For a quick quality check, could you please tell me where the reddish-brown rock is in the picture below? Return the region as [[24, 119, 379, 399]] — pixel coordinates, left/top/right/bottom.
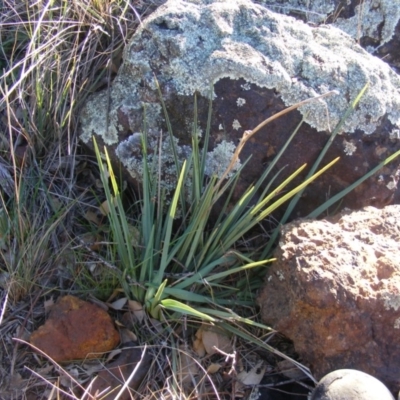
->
[[30, 295, 120, 362], [258, 205, 400, 394]]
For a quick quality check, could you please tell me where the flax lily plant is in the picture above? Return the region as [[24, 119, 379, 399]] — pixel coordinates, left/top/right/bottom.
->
[[94, 81, 400, 325], [93, 90, 342, 323]]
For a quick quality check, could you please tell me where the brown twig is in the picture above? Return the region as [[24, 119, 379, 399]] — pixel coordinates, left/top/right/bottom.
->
[[214, 90, 339, 194]]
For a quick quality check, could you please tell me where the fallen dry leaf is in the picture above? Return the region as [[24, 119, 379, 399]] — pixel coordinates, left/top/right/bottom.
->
[[207, 363, 222, 374], [237, 361, 265, 385], [119, 327, 138, 343], [193, 328, 206, 357], [99, 197, 117, 216], [105, 348, 122, 363], [107, 288, 126, 302], [128, 300, 145, 323], [108, 297, 128, 310], [88, 346, 151, 400], [199, 325, 232, 356]]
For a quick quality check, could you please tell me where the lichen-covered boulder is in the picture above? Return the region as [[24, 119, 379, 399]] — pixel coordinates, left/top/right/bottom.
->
[[80, 0, 400, 218], [257, 205, 400, 394], [257, 0, 400, 74]]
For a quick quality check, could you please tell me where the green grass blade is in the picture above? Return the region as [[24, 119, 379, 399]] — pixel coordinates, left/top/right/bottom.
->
[[93, 137, 140, 296], [154, 78, 180, 174], [140, 225, 155, 283], [261, 84, 370, 258], [154, 77, 187, 217], [161, 288, 215, 303], [154, 161, 187, 284], [194, 308, 275, 331], [172, 176, 216, 265], [255, 116, 306, 197], [200, 86, 213, 184], [308, 149, 400, 218], [191, 93, 202, 203], [258, 157, 339, 220], [173, 254, 237, 290], [141, 131, 155, 246], [211, 163, 311, 250], [205, 259, 275, 282]]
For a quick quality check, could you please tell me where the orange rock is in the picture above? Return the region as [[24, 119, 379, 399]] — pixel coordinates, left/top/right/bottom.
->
[[30, 295, 120, 362]]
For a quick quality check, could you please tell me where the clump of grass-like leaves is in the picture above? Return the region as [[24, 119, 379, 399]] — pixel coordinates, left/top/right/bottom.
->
[[93, 91, 340, 323]]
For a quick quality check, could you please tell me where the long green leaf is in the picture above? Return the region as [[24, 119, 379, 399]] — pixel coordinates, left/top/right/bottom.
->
[[161, 287, 252, 306], [205, 259, 275, 282], [140, 225, 155, 283], [173, 254, 237, 290], [174, 176, 216, 265], [161, 299, 216, 322], [141, 129, 155, 246], [191, 93, 202, 203], [195, 307, 275, 331], [155, 161, 187, 284], [258, 157, 339, 221], [154, 77, 188, 218], [308, 149, 400, 218], [214, 163, 313, 249], [200, 86, 214, 184], [162, 288, 214, 303]]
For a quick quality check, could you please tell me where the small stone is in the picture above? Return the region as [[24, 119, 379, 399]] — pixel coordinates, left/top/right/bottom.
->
[[311, 369, 394, 400], [30, 295, 120, 362]]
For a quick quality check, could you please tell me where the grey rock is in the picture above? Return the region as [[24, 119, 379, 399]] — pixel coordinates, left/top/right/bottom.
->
[[258, 205, 400, 394], [255, 0, 336, 25], [256, 0, 399, 48], [311, 369, 394, 400], [256, 0, 400, 73]]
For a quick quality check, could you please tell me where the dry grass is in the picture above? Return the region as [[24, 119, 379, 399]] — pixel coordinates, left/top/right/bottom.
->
[[0, 1, 170, 398]]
